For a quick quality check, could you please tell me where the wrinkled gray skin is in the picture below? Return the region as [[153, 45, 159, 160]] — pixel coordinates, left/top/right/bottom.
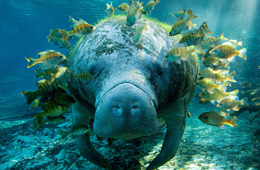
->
[[67, 17, 198, 170]]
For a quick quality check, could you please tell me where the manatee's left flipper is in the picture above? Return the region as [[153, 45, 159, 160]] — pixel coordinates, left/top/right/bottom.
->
[[72, 102, 111, 169], [146, 102, 186, 170], [76, 133, 111, 169]]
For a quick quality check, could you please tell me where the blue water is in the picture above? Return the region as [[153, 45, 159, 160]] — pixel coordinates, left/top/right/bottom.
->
[[0, 0, 260, 169]]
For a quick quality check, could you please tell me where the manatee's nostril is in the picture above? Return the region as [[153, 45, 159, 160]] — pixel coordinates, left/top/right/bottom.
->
[[113, 106, 123, 116], [131, 106, 140, 116]]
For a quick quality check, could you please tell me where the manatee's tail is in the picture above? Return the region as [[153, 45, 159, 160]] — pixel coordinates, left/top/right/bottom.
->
[[22, 91, 35, 105], [228, 116, 237, 128], [186, 9, 198, 21], [60, 131, 69, 139], [25, 56, 37, 68], [238, 48, 247, 60]]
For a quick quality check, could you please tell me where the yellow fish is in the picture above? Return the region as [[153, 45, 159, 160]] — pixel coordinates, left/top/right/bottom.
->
[[53, 90, 76, 107], [200, 89, 239, 103], [60, 124, 89, 139], [116, 3, 130, 12], [179, 27, 205, 46], [217, 97, 248, 111], [183, 21, 197, 30], [25, 50, 66, 69], [165, 42, 204, 61], [22, 79, 56, 105], [33, 101, 69, 126], [48, 65, 74, 84], [202, 56, 227, 67], [173, 9, 187, 19], [35, 67, 58, 79], [33, 115, 66, 130], [126, 2, 143, 26], [143, 0, 160, 12], [169, 9, 198, 36], [105, 2, 115, 15], [202, 33, 228, 49], [61, 19, 94, 40], [195, 78, 227, 93], [198, 111, 237, 128], [209, 44, 247, 61], [132, 22, 148, 43], [75, 71, 96, 81]]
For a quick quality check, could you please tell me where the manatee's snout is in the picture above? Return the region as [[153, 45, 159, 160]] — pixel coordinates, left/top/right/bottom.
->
[[94, 83, 159, 140]]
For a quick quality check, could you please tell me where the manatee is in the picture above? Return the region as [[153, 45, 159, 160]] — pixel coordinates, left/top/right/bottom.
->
[[67, 16, 199, 170]]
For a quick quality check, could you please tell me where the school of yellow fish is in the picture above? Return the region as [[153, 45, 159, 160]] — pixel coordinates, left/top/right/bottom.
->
[[22, 0, 249, 140]]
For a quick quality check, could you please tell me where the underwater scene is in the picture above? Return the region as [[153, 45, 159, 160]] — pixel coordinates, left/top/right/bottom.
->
[[1, 0, 260, 169]]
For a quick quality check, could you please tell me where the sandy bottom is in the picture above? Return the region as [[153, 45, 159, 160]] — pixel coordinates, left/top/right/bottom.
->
[[0, 98, 259, 170]]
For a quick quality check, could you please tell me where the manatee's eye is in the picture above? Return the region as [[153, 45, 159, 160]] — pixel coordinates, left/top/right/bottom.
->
[[90, 26, 94, 28], [60, 56, 63, 58], [205, 116, 208, 120]]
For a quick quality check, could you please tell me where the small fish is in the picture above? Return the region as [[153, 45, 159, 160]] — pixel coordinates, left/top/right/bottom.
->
[[143, 0, 160, 12], [33, 101, 68, 125], [250, 87, 260, 95], [33, 115, 66, 130], [126, 1, 143, 26], [61, 18, 94, 40], [53, 90, 76, 107], [75, 71, 96, 81], [188, 112, 191, 118], [116, 3, 130, 12], [35, 67, 59, 79], [200, 89, 239, 103], [25, 50, 66, 69], [105, 2, 115, 15], [195, 78, 227, 93], [47, 28, 72, 49], [198, 111, 237, 128], [239, 81, 251, 88], [202, 33, 228, 49], [69, 16, 78, 23], [252, 97, 260, 101], [165, 42, 204, 61], [22, 79, 56, 105], [132, 23, 148, 43], [200, 21, 212, 34], [173, 9, 187, 19], [222, 40, 242, 49], [30, 99, 40, 109], [48, 65, 74, 84], [217, 97, 248, 111], [179, 27, 205, 46], [202, 56, 227, 67], [169, 9, 198, 36], [60, 125, 90, 139], [209, 44, 247, 61], [199, 68, 236, 83], [183, 21, 197, 30]]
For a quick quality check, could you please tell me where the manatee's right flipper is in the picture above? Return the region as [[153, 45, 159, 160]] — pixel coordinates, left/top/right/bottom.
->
[[146, 101, 186, 170], [72, 102, 111, 169]]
